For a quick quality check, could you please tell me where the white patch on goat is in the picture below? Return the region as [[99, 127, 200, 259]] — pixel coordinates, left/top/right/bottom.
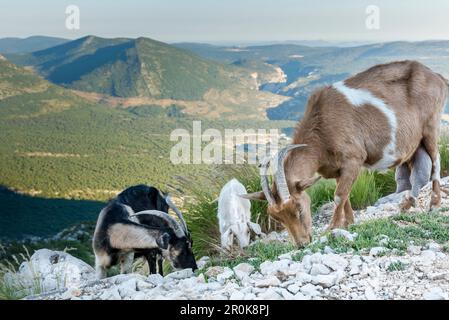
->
[[123, 204, 134, 216], [108, 223, 158, 249], [333, 81, 397, 171], [334, 196, 342, 206], [432, 153, 441, 182]]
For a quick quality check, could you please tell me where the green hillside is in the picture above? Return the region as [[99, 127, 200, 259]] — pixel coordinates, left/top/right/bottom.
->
[[7, 36, 252, 100], [0, 56, 293, 238]]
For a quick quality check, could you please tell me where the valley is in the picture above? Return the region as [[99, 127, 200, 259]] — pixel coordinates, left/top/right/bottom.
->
[[2, 36, 449, 240]]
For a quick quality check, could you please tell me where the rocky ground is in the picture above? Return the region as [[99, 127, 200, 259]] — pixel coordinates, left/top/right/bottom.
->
[[5, 178, 449, 300]]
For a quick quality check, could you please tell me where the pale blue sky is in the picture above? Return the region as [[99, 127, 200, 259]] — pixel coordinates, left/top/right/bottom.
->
[[1, 0, 449, 43]]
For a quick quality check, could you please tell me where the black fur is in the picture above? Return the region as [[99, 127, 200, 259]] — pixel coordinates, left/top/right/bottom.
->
[[92, 185, 169, 275], [93, 184, 197, 277], [134, 210, 197, 274]]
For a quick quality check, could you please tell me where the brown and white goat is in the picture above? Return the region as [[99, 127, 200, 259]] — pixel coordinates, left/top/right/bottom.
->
[[244, 60, 449, 247]]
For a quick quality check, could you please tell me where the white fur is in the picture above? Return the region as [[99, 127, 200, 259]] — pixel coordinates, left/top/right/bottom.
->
[[217, 179, 252, 250], [334, 196, 342, 206], [432, 153, 441, 182], [333, 81, 397, 171]]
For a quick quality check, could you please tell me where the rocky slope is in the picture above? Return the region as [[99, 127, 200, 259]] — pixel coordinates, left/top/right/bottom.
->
[[6, 178, 449, 300]]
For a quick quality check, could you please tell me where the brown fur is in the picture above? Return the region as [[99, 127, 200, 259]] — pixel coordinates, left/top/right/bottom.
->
[[251, 61, 448, 246]]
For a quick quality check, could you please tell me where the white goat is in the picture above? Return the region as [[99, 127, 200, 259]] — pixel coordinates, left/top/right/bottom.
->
[[217, 179, 261, 250]]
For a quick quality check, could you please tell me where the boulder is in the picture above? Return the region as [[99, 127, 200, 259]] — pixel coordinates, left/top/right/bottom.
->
[[165, 268, 194, 280], [331, 229, 358, 242], [4, 249, 95, 295]]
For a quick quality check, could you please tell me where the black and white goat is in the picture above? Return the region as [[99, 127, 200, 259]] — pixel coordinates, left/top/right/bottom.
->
[[92, 184, 197, 279]]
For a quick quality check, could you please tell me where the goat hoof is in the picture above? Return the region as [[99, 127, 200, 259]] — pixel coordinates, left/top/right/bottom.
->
[[429, 196, 441, 212], [327, 221, 347, 231], [399, 197, 415, 212]]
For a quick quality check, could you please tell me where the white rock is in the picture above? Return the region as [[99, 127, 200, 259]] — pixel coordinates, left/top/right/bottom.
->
[[310, 252, 323, 264], [278, 288, 294, 299], [61, 288, 82, 300], [229, 290, 245, 300], [146, 274, 164, 286], [278, 252, 292, 260], [260, 259, 290, 275], [319, 236, 328, 243], [350, 256, 363, 267], [205, 266, 227, 278], [323, 246, 335, 254], [257, 288, 283, 300], [285, 262, 304, 275], [5, 249, 95, 295], [331, 229, 358, 242], [426, 242, 442, 252], [322, 254, 349, 271], [311, 273, 338, 288], [374, 191, 405, 206], [364, 287, 378, 300], [244, 293, 257, 300], [295, 272, 313, 285], [369, 247, 388, 257], [165, 268, 194, 280], [255, 276, 281, 288], [131, 292, 147, 300], [178, 277, 200, 289], [293, 292, 309, 300], [310, 263, 331, 276], [417, 250, 436, 265], [423, 287, 447, 300], [136, 279, 155, 291], [99, 286, 121, 300], [300, 283, 320, 297], [287, 283, 300, 294], [118, 278, 137, 298], [217, 269, 234, 283], [301, 255, 312, 273], [195, 282, 222, 293], [196, 256, 210, 269], [349, 266, 360, 275], [259, 261, 274, 275], [233, 263, 254, 280]]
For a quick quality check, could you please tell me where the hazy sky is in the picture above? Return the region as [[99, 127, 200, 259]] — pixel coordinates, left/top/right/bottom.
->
[[1, 0, 449, 43]]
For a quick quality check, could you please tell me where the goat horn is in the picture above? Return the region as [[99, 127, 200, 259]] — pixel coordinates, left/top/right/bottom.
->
[[274, 144, 307, 203], [165, 195, 189, 236], [129, 210, 185, 238], [260, 155, 276, 205]]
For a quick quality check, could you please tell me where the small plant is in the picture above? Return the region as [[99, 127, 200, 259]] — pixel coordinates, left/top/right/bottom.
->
[[203, 241, 295, 271], [0, 246, 42, 300], [387, 261, 406, 272], [439, 131, 449, 176]]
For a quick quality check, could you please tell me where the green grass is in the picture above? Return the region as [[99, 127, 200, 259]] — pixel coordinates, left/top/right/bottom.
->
[[181, 165, 275, 258], [201, 242, 296, 271], [0, 246, 42, 300], [387, 261, 406, 272], [314, 211, 449, 255], [201, 211, 449, 272], [439, 132, 449, 176], [307, 179, 335, 212], [184, 164, 397, 258]]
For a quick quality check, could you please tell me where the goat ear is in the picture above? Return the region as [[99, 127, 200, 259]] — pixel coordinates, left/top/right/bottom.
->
[[295, 176, 321, 191], [239, 191, 267, 201], [156, 233, 170, 250]]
